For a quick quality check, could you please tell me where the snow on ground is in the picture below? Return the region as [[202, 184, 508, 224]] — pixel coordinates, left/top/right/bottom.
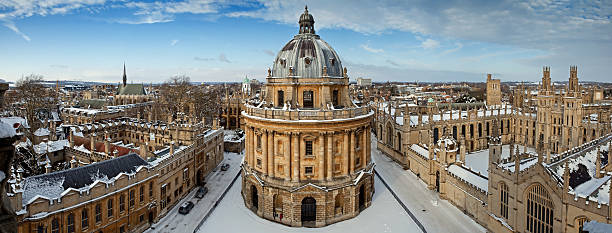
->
[[372, 134, 486, 233], [198, 175, 420, 233], [146, 151, 244, 233]]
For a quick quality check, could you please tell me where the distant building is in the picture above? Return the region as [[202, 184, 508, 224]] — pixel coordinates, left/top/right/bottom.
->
[[486, 73, 501, 106], [115, 64, 151, 105], [356, 77, 372, 86]]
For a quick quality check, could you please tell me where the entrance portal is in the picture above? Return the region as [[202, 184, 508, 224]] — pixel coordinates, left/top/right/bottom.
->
[[301, 197, 316, 226], [358, 185, 366, 211]]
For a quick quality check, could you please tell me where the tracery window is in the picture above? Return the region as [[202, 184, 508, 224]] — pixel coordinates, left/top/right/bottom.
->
[[576, 217, 588, 233], [526, 184, 554, 233], [500, 182, 509, 219]]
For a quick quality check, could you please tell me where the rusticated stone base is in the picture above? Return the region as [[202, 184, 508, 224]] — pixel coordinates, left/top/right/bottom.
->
[[241, 169, 374, 227]]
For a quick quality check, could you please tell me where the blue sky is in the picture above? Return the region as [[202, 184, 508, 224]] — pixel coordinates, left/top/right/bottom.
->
[[1, 0, 611, 83]]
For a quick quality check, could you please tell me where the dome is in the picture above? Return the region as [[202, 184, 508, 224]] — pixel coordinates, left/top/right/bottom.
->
[[271, 6, 344, 78]]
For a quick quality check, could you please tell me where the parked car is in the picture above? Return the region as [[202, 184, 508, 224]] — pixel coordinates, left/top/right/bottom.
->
[[221, 163, 230, 171], [178, 201, 194, 214], [195, 186, 208, 198]]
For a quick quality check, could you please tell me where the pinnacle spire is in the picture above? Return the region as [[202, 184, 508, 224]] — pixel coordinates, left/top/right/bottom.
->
[[122, 62, 127, 86]]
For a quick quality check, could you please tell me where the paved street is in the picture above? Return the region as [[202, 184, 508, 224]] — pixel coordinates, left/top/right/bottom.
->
[[145, 151, 243, 233]]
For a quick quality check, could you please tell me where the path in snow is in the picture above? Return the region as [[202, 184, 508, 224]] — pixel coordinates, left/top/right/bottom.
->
[[146, 151, 244, 233], [371, 134, 487, 233], [198, 174, 422, 233]]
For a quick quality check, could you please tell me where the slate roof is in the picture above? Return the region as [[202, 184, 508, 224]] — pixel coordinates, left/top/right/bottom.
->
[[117, 84, 146, 95], [79, 99, 107, 109], [22, 153, 148, 205]]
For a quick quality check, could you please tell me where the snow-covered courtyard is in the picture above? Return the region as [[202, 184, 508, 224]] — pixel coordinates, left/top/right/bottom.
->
[[197, 175, 421, 233]]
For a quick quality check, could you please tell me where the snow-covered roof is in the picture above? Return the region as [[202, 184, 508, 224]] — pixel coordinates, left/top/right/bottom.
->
[[0, 117, 29, 129], [0, 121, 17, 138], [21, 153, 149, 206], [448, 164, 488, 192], [583, 221, 612, 233], [33, 127, 50, 137], [33, 140, 68, 155]]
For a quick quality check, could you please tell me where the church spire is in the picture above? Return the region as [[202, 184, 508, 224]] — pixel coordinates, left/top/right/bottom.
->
[[122, 63, 127, 87]]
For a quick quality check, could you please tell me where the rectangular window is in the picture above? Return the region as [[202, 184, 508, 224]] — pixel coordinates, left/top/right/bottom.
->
[[119, 225, 125, 233], [140, 185, 145, 202], [95, 204, 102, 223], [129, 190, 135, 207], [257, 135, 262, 150], [149, 182, 153, 199], [67, 214, 75, 233], [277, 90, 284, 107], [305, 141, 313, 155], [81, 209, 89, 229], [119, 195, 125, 213], [332, 90, 339, 106], [303, 91, 314, 108], [107, 199, 113, 218], [305, 166, 313, 175], [257, 158, 262, 167], [139, 214, 145, 223]]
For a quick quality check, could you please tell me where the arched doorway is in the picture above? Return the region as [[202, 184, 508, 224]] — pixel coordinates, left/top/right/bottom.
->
[[301, 197, 316, 226], [358, 185, 366, 211], [251, 185, 258, 211], [435, 171, 440, 192]]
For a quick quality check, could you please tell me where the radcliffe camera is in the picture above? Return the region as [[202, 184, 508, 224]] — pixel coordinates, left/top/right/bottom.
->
[[1, 1, 611, 233]]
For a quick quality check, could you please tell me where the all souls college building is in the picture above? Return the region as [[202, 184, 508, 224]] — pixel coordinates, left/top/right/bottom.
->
[[376, 66, 612, 233], [240, 7, 375, 227]]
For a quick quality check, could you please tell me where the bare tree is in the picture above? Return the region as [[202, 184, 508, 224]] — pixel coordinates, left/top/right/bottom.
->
[[15, 74, 58, 130], [156, 75, 221, 124]]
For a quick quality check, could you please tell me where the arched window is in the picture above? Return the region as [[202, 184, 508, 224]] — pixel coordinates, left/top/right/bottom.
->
[[576, 217, 589, 233], [526, 184, 554, 233], [500, 182, 509, 219], [335, 192, 344, 215], [303, 90, 314, 108], [277, 90, 284, 107]]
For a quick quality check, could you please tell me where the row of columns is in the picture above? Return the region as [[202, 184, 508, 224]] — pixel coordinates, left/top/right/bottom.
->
[[244, 126, 370, 181]]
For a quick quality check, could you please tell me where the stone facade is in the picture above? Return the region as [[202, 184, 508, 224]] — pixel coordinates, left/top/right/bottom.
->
[[486, 74, 502, 106], [240, 7, 374, 228], [374, 66, 612, 233]]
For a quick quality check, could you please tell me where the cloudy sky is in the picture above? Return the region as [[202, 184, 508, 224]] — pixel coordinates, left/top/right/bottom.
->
[[1, 0, 611, 83]]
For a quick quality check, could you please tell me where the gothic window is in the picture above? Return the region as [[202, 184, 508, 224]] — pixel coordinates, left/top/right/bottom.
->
[[526, 184, 554, 233], [305, 140, 313, 155], [107, 199, 114, 217], [277, 90, 284, 107], [303, 90, 314, 108], [576, 217, 589, 233], [95, 204, 102, 223], [67, 213, 75, 233], [500, 183, 509, 219], [81, 208, 89, 229]]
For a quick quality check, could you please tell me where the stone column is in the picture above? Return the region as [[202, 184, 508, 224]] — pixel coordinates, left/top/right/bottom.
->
[[362, 128, 367, 169], [292, 133, 300, 182], [350, 130, 355, 174], [284, 133, 291, 181], [262, 131, 268, 174], [318, 133, 325, 179], [343, 131, 349, 176], [268, 131, 275, 178], [326, 132, 333, 181]]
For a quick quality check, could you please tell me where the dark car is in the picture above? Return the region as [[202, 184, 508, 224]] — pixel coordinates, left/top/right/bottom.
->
[[221, 163, 230, 171], [195, 186, 208, 198], [178, 201, 194, 214]]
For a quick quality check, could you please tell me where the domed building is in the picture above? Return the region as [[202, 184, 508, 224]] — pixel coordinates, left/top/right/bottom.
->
[[241, 6, 375, 227]]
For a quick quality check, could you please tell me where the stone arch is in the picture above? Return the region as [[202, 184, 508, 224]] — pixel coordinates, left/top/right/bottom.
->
[[251, 184, 259, 211], [524, 183, 554, 233], [301, 197, 316, 226], [273, 194, 283, 220], [334, 191, 344, 216]]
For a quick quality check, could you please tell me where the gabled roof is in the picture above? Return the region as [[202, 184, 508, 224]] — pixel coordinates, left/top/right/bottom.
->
[[22, 153, 148, 205], [117, 84, 146, 95], [79, 99, 107, 109]]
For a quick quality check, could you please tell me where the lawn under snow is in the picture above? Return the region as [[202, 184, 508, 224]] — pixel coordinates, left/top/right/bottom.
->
[[197, 175, 421, 233]]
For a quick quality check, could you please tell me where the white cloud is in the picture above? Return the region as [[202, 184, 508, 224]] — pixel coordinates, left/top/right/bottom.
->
[[1, 19, 31, 41], [170, 39, 179, 46], [360, 44, 384, 53], [441, 42, 463, 55], [420, 39, 439, 49]]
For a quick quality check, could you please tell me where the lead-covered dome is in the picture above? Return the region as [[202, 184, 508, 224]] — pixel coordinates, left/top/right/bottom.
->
[[271, 6, 343, 78]]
